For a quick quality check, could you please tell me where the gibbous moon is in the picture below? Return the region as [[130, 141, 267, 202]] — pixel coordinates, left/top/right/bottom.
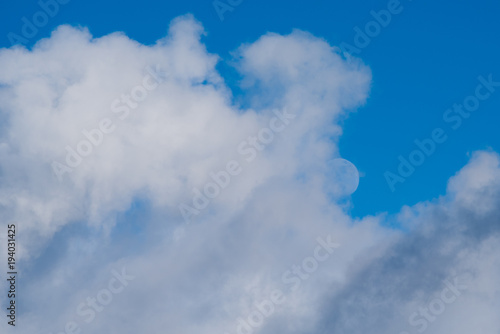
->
[[327, 158, 360, 196]]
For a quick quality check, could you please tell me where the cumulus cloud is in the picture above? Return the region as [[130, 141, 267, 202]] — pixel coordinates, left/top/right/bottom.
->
[[313, 150, 500, 334], [0, 14, 370, 257], [0, 13, 498, 334]]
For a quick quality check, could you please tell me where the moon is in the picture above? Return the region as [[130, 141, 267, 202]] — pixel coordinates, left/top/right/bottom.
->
[[327, 158, 360, 196]]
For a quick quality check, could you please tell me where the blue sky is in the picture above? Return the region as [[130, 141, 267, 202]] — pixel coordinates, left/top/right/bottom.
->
[[3, 0, 499, 218], [1, 1, 500, 333]]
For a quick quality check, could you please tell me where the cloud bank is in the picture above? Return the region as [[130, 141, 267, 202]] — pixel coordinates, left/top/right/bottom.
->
[[0, 14, 498, 334]]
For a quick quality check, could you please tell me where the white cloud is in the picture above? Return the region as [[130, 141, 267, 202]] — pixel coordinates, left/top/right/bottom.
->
[[0, 14, 371, 257], [311, 151, 500, 334], [0, 13, 498, 334]]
